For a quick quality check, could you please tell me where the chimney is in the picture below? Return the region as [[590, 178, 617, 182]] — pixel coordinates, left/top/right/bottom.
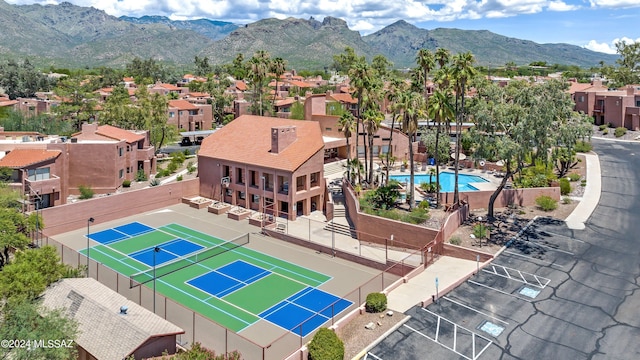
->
[[81, 122, 98, 135], [627, 86, 635, 96], [271, 126, 297, 154], [592, 79, 602, 87]]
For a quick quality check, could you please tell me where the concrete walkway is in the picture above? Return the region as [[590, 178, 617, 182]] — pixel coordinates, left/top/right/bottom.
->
[[387, 256, 479, 312], [565, 152, 601, 230]]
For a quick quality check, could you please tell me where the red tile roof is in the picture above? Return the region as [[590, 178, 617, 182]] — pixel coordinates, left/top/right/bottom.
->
[[186, 92, 210, 98], [0, 149, 61, 168], [235, 80, 247, 91], [168, 100, 199, 111], [198, 115, 323, 172], [0, 99, 18, 107], [96, 125, 145, 143], [154, 83, 181, 91], [329, 93, 357, 104]]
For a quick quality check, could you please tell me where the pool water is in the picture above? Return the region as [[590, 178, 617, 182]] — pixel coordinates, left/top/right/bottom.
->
[[389, 172, 489, 192]]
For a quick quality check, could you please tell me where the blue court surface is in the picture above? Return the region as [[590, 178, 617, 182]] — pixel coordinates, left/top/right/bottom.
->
[[88, 221, 153, 244], [260, 288, 352, 336], [187, 261, 271, 297], [129, 239, 204, 267]]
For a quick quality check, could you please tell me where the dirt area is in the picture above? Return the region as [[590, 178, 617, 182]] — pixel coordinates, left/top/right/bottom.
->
[[447, 153, 587, 255], [335, 310, 408, 360], [592, 124, 640, 141]]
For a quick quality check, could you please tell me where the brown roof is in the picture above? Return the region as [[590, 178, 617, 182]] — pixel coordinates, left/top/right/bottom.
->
[[0, 149, 61, 168], [96, 125, 145, 143], [0, 99, 18, 107], [168, 99, 199, 111], [235, 80, 247, 91], [275, 98, 296, 107], [198, 115, 324, 172], [329, 93, 357, 104], [154, 83, 181, 91]]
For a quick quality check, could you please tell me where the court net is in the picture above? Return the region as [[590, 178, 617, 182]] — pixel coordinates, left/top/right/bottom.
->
[[129, 233, 249, 288]]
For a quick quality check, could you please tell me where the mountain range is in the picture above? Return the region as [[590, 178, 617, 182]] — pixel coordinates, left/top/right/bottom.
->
[[0, 0, 617, 70]]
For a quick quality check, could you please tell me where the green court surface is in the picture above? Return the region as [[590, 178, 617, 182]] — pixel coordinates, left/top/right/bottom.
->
[[81, 223, 332, 332]]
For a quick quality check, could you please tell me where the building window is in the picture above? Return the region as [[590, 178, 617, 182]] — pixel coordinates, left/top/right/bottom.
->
[[126, 167, 130, 174], [636, 100, 640, 107], [225, 188, 232, 196], [238, 191, 246, 200], [223, 165, 230, 177], [252, 194, 260, 203], [119, 147, 123, 156], [578, 96, 584, 102], [27, 167, 50, 181], [169, 112, 175, 118], [119, 169, 124, 178], [325, 127, 332, 131], [310, 172, 320, 187]]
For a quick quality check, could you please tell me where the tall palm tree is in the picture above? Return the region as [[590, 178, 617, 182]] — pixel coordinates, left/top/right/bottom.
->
[[427, 89, 454, 208], [247, 51, 271, 116], [348, 61, 374, 181], [338, 112, 356, 180], [435, 48, 451, 70], [452, 52, 477, 205], [384, 78, 408, 184], [399, 90, 426, 209], [270, 57, 287, 113], [416, 49, 435, 103], [363, 107, 384, 184]]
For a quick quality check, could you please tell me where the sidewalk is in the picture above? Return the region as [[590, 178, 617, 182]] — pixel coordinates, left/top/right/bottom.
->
[[564, 152, 601, 230]]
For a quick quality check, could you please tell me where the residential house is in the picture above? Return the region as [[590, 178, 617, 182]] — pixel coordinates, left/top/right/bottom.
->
[[168, 100, 213, 131], [149, 81, 185, 97], [573, 80, 640, 130], [0, 123, 156, 210], [198, 115, 325, 220], [41, 278, 184, 360]]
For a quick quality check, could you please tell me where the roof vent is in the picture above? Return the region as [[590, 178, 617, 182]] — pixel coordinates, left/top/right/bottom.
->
[[70, 137, 78, 143], [119, 305, 128, 315]]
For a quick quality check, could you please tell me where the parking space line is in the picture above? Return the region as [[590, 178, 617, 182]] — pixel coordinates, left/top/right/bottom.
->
[[440, 297, 509, 325], [502, 250, 565, 268], [365, 352, 384, 360], [468, 280, 533, 302], [482, 264, 551, 289]]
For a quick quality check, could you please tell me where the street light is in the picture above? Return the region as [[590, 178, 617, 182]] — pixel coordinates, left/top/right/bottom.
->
[[86, 217, 94, 278], [261, 176, 266, 233], [153, 246, 161, 313]]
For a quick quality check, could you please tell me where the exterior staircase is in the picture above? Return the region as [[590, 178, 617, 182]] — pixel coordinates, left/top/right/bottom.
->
[[324, 159, 347, 178]]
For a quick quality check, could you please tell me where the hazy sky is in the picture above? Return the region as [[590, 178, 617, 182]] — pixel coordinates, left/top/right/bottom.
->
[[6, 0, 640, 55]]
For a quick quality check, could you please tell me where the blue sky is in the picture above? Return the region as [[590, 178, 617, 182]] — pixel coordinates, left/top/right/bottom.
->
[[6, 0, 640, 54]]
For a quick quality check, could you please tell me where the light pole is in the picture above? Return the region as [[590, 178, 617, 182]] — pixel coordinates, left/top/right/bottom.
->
[[153, 246, 160, 313], [261, 176, 266, 233], [87, 217, 94, 278]]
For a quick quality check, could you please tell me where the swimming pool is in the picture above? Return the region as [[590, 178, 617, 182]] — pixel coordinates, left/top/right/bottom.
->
[[389, 172, 489, 192]]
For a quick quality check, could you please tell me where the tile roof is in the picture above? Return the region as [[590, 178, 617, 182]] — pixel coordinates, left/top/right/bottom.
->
[[186, 92, 210, 98], [198, 115, 324, 172], [0, 149, 61, 168], [154, 83, 181, 91], [329, 93, 357, 104], [96, 124, 146, 143], [0, 99, 18, 107], [275, 98, 296, 107], [168, 99, 199, 111], [41, 278, 184, 360], [235, 80, 247, 91]]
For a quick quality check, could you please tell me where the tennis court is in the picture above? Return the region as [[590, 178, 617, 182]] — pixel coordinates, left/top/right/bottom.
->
[[80, 222, 352, 336]]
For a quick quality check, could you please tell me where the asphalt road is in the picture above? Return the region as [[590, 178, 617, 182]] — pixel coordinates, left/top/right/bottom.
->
[[367, 139, 640, 360]]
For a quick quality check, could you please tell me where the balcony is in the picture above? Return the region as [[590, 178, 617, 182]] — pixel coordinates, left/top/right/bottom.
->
[[26, 176, 61, 194], [136, 146, 155, 161]]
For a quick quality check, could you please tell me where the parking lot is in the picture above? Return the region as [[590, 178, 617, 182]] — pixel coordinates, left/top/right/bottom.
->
[[367, 139, 640, 360]]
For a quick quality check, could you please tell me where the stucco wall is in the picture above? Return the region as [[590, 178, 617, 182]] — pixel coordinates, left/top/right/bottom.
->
[[41, 179, 199, 235]]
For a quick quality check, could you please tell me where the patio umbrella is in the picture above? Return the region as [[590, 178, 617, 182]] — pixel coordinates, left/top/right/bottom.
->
[[451, 153, 467, 160]]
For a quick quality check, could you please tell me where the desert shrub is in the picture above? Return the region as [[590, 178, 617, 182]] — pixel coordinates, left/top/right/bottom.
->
[[149, 178, 160, 187], [602, 129, 609, 135], [598, 124, 607, 131], [176, 175, 183, 181], [0, 167, 12, 182], [473, 223, 489, 240], [615, 127, 627, 138], [166, 161, 178, 174], [186, 161, 196, 174], [402, 207, 430, 224], [365, 292, 387, 313], [449, 236, 462, 245], [535, 195, 558, 211], [562, 196, 572, 204], [568, 173, 581, 182], [170, 150, 186, 165], [135, 169, 147, 181], [418, 200, 430, 210], [559, 178, 571, 195], [122, 179, 131, 188], [581, 179, 587, 187], [78, 185, 94, 199], [308, 328, 344, 360], [515, 160, 556, 188], [574, 140, 592, 153]]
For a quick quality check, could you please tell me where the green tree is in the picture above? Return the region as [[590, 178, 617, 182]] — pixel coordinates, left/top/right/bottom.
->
[[52, 76, 98, 131], [247, 50, 271, 116], [398, 90, 426, 209], [451, 51, 477, 206], [416, 49, 435, 102], [99, 84, 133, 127], [384, 77, 408, 184], [332, 46, 364, 74], [363, 107, 384, 184], [289, 101, 305, 120], [338, 112, 356, 179], [0, 246, 71, 299], [371, 55, 393, 79], [201, 76, 233, 125], [427, 89, 454, 208], [0, 300, 78, 360], [194, 56, 212, 77], [270, 57, 287, 110], [0, 58, 50, 99], [348, 60, 376, 180]]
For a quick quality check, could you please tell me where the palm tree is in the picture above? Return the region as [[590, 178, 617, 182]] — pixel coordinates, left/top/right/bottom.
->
[[399, 90, 426, 209], [270, 57, 287, 113], [427, 89, 454, 208], [416, 49, 435, 103], [384, 78, 408, 184], [452, 52, 477, 206], [348, 61, 374, 181], [363, 107, 384, 184], [338, 112, 356, 180], [435, 48, 451, 70], [247, 51, 271, 116]]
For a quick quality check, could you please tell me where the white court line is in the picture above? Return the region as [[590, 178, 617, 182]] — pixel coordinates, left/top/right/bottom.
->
[[440, 297, 509, 325], [468, 280, 533, 303], [501, 250, 565, 268]]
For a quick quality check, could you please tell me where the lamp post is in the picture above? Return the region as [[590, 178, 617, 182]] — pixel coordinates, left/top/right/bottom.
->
[[261, 176, 266, 233], [153, 246, 161, 313], [87, 217, 94, 278]]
